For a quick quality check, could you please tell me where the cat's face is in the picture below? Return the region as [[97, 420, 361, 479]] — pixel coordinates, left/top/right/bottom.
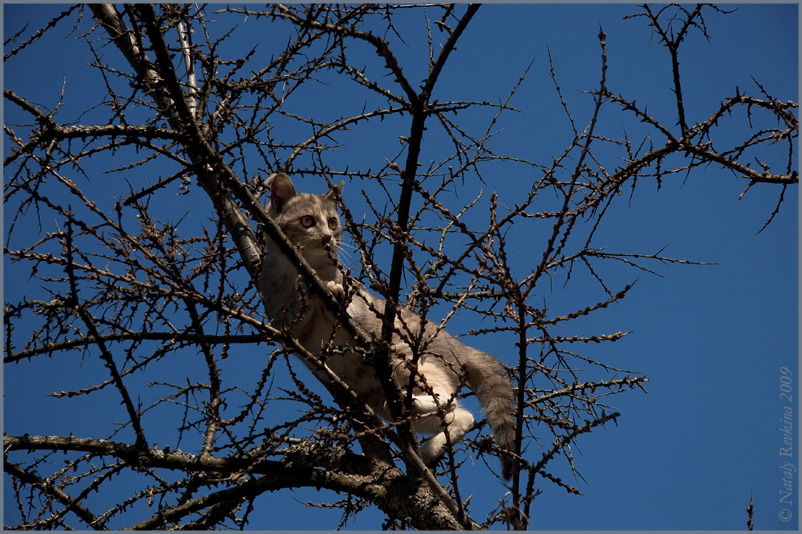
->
[[267, 173, 343, 264]]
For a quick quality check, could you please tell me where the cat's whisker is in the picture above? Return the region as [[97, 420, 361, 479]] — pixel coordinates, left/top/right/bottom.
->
[[333, 242, 356, 263]]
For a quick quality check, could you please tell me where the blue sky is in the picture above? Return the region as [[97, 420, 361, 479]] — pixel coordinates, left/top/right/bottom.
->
[[3, 3, 799, 530]]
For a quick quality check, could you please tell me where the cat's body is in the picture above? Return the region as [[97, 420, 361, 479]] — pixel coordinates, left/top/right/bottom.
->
[[258, 173, 516, 479]]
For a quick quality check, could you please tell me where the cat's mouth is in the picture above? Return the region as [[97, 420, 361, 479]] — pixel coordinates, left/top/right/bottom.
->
[[301, 242, 338, 260]]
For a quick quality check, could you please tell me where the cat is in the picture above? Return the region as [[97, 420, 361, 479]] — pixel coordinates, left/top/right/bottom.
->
[[257, 172, 516, 480]]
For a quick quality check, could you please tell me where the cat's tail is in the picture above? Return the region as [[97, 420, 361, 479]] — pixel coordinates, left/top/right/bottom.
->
[[463, 348, 517, 480]]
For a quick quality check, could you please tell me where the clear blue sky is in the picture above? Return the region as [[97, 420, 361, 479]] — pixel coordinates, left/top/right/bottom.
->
[[3, 3, 798, 531]]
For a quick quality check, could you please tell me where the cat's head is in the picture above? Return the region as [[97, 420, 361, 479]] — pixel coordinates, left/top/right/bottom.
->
[[266, 173, 344, 265]]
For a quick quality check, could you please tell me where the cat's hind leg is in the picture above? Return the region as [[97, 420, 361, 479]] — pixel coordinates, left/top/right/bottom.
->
[[411, 393, 455, 417], [418, 406, 475, 465]]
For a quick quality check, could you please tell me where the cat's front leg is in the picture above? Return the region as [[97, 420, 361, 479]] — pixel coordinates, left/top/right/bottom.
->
[[326, 280, 346, 302]]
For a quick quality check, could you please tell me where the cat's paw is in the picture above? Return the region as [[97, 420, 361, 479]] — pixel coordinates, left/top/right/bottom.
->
[[327, 280, 346, 301], [412, 394, 456, 415], [420, 434, 447, 465]]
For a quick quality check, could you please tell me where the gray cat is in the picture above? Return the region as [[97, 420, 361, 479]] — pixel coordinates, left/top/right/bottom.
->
[[257, 172, 516, 480]]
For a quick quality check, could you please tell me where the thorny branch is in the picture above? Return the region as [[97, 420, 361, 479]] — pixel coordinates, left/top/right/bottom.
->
[[4, 3, 796, 530]]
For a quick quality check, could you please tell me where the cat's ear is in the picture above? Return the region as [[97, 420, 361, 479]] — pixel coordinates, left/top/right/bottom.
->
[[269, 173, 296, 211], [324, 181, 344, 202]]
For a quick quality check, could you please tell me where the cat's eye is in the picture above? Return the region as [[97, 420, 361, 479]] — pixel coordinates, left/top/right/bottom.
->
[[299, 215, 314, 228], [327, 217, 338, 230]]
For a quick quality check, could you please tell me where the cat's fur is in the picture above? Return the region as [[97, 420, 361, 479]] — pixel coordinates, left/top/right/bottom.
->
[[257, 173, 516, 480]]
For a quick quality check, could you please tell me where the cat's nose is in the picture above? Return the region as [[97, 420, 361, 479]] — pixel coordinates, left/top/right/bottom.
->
[[322, 234, 332, 245]]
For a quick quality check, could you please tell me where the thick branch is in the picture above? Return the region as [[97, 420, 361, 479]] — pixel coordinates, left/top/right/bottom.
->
[[4, 434, 464, 530]]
